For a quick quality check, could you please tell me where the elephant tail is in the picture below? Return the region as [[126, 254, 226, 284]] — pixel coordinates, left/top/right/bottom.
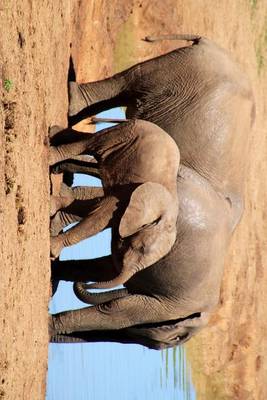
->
[[91, 116, 128, 124], [73, 282, 129, 304], [144, 34, 203, 44]]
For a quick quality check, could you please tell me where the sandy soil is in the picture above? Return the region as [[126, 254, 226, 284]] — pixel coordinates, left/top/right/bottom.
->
[[0, 2, 71, 399], [1, 1, 266, 399]]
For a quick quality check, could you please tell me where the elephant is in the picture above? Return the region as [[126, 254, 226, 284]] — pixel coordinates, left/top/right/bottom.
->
[[49, 34, 255, 346], [49, 118, 180, 290], [50, 310, 209, 350]]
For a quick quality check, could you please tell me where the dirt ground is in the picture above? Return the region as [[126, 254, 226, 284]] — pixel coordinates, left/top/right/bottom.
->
[[1, 1, 266, 399]]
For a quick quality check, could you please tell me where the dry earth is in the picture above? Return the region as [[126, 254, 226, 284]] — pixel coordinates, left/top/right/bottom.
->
[[1, 1, 266, 399]]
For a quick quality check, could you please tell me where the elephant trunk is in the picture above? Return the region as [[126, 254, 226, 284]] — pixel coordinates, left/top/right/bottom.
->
[[73, 282, 129, 304], [85, 266, 137, 290]]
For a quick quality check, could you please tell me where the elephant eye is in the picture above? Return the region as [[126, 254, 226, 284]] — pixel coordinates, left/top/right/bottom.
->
[[141, 216, 161, 229], [176, 332, 189, 342]]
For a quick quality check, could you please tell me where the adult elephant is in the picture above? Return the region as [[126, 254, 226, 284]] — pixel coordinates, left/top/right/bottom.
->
[[49, 34, 255, 346]]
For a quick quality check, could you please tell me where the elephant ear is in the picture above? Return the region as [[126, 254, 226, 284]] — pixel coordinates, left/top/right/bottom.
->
[[119, 182, 172, 238]]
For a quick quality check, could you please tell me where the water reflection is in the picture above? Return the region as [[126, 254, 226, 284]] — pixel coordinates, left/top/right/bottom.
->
[[160, 347, 194, 399], [47, 318, 195, 400], [46, 109, 195, 399]]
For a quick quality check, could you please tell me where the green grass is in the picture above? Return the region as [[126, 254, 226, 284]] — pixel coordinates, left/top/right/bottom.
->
[[249, 0, 258, 11], [113, 15, 138, 113], [256, 45, 265, 73], [249, 5, 267, 74], [3, 79, 13, 92], [255, 19, 267, 74], [113, 15, 136, 73]]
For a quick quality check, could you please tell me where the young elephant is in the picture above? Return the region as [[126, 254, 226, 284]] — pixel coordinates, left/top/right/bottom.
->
[[49, 119, 180, 289], [49, 34, 254, 344]]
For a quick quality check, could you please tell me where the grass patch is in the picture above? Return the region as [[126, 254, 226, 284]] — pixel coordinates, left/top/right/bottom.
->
[[113, 15, 137, 73], [113, 15, 138, 113], [249, 0, 257, 11], [255, 19, 267, 74], [250, 7, 267, 74], [256, 45, 265, 73], [186, 338, 230, 400], [3, 79, 13, 92], [254, 15, 267, 75]]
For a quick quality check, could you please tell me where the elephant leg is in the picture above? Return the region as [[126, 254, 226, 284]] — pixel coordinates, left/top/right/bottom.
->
[[68, 63, 142, 117], [67, 51, 177, 122], [50, 190, 106, 236], [49, 129, 96, 165], [50, 183, 75, 216], [49, 130, 96, 166], [50, 210, 82, 236], [50, 196, 118, 258], [49, 125, 90, 145], [49, 121, 136, 166], [49, 329, 169, 349], [50, 255, 119, 298], [51, 185, 104, 216], [50, 318, 197, 349], [71, 186, 104, 201], [49, 329, 165, 349], [51, 256, 118, 282], [49, 329, 144, 346], [50, 196, 71, 217], [49, 293, 168, 335], [51, 159, 100, 179], [49, 127, 100, 176]]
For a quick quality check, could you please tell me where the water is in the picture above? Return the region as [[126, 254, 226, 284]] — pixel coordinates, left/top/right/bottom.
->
[[47, 331, 195, 400], [46, 109, 196, 400]]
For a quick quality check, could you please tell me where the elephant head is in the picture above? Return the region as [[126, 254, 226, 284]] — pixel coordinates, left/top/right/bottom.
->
[[76, 181, 178, 292], [126, 312, 210, 349]]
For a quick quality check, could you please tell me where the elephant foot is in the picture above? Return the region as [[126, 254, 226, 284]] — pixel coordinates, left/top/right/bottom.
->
[[49, 146, 62, 166], [50, 185, 74, 217], [48, 315, 65, 337], [50, 334, 86, 343], [48, 315, 56, 337], [50, 196, 62, 217], [49, 314, 74, 337], [60, 182, 73, 198], [68, 81, 87, 117], [50, 235, 64, 259], [50, 211, 64, 236]]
